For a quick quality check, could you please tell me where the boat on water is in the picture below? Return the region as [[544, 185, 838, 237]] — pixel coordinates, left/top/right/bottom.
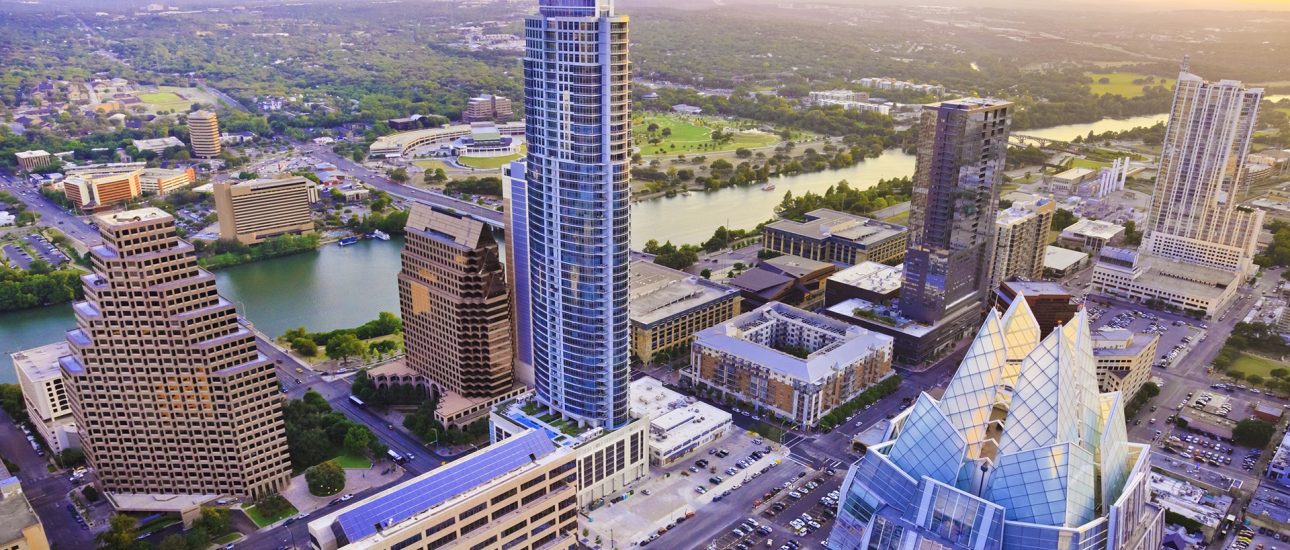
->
[[761, 183, 777, 191], [338, 236, 360, 247], [371, 229, 391, 241]]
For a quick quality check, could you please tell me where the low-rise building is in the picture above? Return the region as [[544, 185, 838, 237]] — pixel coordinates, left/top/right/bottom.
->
[[14, 150, 52, 172], [629, 260, 740, 364], [1044, 245, 1090, 277], [307, 429, 578, 550], [1267, 430, 1290, 489], [762, 208, 907, 266], [991, 279, 1079, 338], [130, 136, 185, 154], [687, 302, 894, 428], [1044, 167, 1098, 196], [490, 395, 649, 508], [0, 467, 48, 550], [1093, 246, 1241, 318], [1092, 328, 1158, 399], [11, 342, 79, 455], [463, 94, 514, 123], [139, 167, 196, 195], [628, 377, 732, 465], [728, 255, 836, 312], [1060, 218, 1126, 254], [213, 176, 316, 244], [672, 104, 702, 116], [824, 261, 902, 306]]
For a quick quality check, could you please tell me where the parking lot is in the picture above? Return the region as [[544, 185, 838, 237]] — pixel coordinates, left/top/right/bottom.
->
[[1, 232, 71, 270], [587, 430, 800, 549], [1085, 303, 1205, 371]]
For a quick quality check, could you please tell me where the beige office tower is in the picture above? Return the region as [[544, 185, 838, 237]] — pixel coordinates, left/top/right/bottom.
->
[[187, 110, 222, 159], [1143, 68, 1263, 275], [61, 208, 291, 500], [213, 177, 316, 245], [398, 203, 519, 425]]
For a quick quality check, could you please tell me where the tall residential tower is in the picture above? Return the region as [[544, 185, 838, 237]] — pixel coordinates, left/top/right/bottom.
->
[[519, 0, 632, 428], [61, 208, 291, 499]]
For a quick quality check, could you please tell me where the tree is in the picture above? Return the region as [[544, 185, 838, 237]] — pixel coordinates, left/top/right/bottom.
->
[[1233, 419, 1276, 448], [253, 494, 292, 520], [305, 461, 346, 496], [157, 534, 189, 550], [82, 485, 100, 502], [1273, 368, 1289, 379], [97, 514, 143, 550], [291, 337, 318, 357], [58, 447, 86, 468], [343, 425, 372, 456], [388, 167, 409, 183], [326, 333, 366, 365], [193, 507, 231, 537], [1051, 208, 1079, 231], [700, 268, 712, 279]]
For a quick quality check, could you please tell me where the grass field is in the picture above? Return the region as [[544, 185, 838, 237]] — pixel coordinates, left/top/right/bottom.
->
[[211, 533, 242, 545], [1087, 72, 1175, 99], [634, 114, 779, 157], [413, 159, 450, 172], [883, 210, 909, 225], [130, 86, 222, 113], [333, 454, 372, 469], [1230, 353, 1286, 380], [459, 152, 523, 169], [1070, 158, 1110, 170], [244, 501, 299, 528]]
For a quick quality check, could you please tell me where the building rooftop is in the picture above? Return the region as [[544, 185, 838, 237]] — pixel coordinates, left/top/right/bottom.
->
[[695, 302, 893, 385], [629, 377, 731, 452], [728, 268, 794, 293], [94, 207, 173, 229], [218, 176, 310, 191], [10, 341, 71, 383], [318, 429, 562, 545], [996, 199, 1053, 226], [766, 209, 906, 246], [761, 254, 834, 279], [1000, 279, 1071, 299], [15, 150, 50, 159], [1061, 219, 1125, 240], [1132, 254, 1243, 302], [130, 136, 184, 150], [0, 474, 41, 547], [1092, 328, 1157, 359], [824, 297, 936, 337], [1052, 167, 1095, 182], [629, 261, 738, 327], [1044, 246, 1089, 271], [828, 262, 902, 294]]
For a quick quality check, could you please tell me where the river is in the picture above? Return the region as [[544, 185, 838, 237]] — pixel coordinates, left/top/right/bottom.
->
[[1020, 113, 1169, 143], [1, 114, 1178, 383]]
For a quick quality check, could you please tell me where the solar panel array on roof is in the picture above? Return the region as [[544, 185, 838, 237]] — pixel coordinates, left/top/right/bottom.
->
[[333, 429, 556, 543]]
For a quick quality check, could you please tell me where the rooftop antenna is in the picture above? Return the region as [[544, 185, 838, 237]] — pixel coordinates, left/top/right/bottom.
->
[[1180, 55, 1191, 74]]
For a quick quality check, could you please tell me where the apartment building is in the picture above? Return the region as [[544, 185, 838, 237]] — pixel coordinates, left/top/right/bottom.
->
[[61, 208, 291, 499], [14, 150, 52, 172], [61, 168, 142, 213], [762, 208, 908, 266], [307, 430, 578, 550], [398, 202, 522, 426], [1093, 328, 1159, 399], [629, 260, 741, 365], [187, 110, 222, 158], [990, 199, 1055, 291], [463, 94, 515, 123], [11, 342, 79, 454], [687, 302, 894, 428], [213, 177, 315, 244]]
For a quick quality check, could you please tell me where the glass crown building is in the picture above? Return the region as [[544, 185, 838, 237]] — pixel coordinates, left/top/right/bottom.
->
[[827, 297, 1164, 550], [513, 0, 632, 428]]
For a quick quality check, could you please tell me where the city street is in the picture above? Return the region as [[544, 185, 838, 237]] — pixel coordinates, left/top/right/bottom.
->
[[0, 410, 97, 549], [0, 169, 102, 248]]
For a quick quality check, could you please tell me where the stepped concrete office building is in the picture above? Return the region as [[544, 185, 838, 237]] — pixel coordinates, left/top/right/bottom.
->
[[397, 202, 525, 427], [846, 98, 1013, 364], [518, 0, 633, 428], [60, 209, 291, 503], [826, 299, 1164, 550], [1094, 66, 1264, 317], [213, 176, 316, 245], [307, 429, 579, 550], [11, 342, 79, 455], [686, 302, 894, 428]]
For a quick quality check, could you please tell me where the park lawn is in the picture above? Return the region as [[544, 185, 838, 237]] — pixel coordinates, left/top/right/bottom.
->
[[459, 152, 523, 169], [413, 159, 450, 172], [244, 501, 299, 528], [1070, 158, 1110, 170], [1230, 353, 1287, 380], [1087, 72, 1175, 99], [634, 114, 779, 157], [333, 454, 372, 469], [211, 532, 241, 545], [883, 210, 909, 225]]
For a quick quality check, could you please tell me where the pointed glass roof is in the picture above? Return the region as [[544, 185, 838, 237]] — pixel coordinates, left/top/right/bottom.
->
[[939, 310, 1007, 458]]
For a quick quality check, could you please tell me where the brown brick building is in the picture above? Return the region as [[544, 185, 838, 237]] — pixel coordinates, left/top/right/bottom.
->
[[60, 208, 291, 499]]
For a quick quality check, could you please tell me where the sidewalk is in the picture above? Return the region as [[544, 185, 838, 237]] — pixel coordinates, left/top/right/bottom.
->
[[279, 463, 404, 514]]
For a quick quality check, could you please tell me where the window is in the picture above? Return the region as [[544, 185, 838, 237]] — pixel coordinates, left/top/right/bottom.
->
[[458, 501, 488, 521], [490, 487, 517, 505]]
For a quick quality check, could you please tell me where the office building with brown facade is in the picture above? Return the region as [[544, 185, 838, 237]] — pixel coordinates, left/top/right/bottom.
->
[[686, 302, 894, 428], [62, 169, 142, 213], [629, 260, 741, 365], [213, 177, 316, 244], [60, 208, 291, 500], [396, 203, 523, 426], [463, 94, 515, 123]]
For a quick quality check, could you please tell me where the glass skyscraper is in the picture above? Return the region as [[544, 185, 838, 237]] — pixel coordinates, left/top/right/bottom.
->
[[827, 297, 1165, 550], [518, 0, 631, 428]]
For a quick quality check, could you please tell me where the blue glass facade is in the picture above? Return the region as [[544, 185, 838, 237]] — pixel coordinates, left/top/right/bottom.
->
[[521, 0, 631, 428]]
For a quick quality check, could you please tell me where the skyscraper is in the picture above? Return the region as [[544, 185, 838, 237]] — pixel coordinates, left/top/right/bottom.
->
[[989, 198, 1054, 291], [61, 208, 291, 499], [398, 203, 520, 425], [900, 98, 1013, 325], [1143, 68, 1263, 275], [520, 0, 631, 428], [1093, 64, 1264, 317], [187, 110, 222, 159], [827, 299, 1164, 550]]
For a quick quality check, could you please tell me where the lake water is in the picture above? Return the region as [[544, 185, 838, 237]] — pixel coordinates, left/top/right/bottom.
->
[[1, 114, 1178, 383]]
